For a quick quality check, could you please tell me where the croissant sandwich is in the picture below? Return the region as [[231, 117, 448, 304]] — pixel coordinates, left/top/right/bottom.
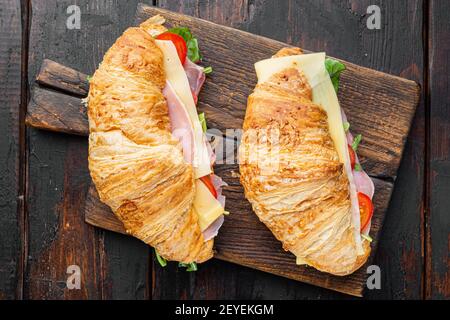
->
[[239, 48, 375, 275], [87, 16, 227, 266]]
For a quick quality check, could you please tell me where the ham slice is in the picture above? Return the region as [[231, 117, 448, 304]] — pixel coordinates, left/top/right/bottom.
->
[[344, 129, 375, 200], [202, 215, 224, 241], [184, 58, 206, 97], [163, 81, 195, 163], [341, 110, 374, 197], [211, 174, 228, 208], [202, 174, 228, 241], [198, 171, 228, 242], [353, 169, 375, 199]]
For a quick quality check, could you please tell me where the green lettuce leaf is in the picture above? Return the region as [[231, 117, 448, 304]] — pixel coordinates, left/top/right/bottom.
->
[[325, 58, 346, 92], [154, 249, 167, 267], [178, 262, 198, 272], [352, 134, 362, 151], [198, 112, 207, 132], [203, 66, 213, 74], [343, 121, 350, 132], [361, 233, 373, 242]]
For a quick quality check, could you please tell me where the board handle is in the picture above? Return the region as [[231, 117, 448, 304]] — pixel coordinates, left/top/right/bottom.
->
[[26, 59, 89, 136], [36, 59, 90, 96]]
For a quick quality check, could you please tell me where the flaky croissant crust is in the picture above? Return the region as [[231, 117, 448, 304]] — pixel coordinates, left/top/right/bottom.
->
[[239, 48, 370, 275], [87, 19, 213, 263]]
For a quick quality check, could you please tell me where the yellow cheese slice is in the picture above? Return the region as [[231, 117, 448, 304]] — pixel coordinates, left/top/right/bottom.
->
[[155, 40, 211, 179], [296, 257, 307, 265], [255, 53, 363, 255], [193, 180, 225, 231]]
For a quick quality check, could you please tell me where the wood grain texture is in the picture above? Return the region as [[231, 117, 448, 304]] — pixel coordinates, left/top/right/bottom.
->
[[36, 59, 89, 96], [26, 86, 88, 136], [26, 60, 90, 136], [19, 3, 411, 297], [25, 0, 153, 300], [25, 61, 89, 136], [85, 186, 126, 235], [352, 0, 426, 300], [0, 0, 23, 300], [427, 0, 450, 300]]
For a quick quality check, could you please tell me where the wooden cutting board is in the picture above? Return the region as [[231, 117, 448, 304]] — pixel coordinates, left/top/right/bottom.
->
[[25, 4, 419, 297]]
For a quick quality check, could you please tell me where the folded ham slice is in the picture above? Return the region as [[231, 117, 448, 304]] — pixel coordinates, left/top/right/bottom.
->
[[203, 174, 228, 241], [164, 81, 195, 163], [163, 58, 208, 166], [184, 58, 206, 97]]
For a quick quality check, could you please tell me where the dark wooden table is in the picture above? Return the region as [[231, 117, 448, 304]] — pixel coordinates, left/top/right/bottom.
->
[[0, 0, 448, 300]]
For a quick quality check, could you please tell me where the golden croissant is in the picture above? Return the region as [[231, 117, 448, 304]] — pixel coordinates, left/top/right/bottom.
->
[[87, 16, 226, 264], [239, 48, 375, 275]]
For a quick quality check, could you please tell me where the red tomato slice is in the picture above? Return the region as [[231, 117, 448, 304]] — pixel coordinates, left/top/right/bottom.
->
[[200, 175, 218, 199], [358, 192, 374, 231], [156, 32, 187, 65], [348, 144, 356, 170]]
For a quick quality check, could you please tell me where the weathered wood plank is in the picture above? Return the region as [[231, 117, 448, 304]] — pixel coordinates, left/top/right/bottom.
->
[[0, 0, 23, 300], [36, 59, 89, 96], [427, 0, 450, 300], [25, 0, 153, 300], [26, 61, 89, 136], [25, 137, 103, 299], [85, 186, 126, 234], [358, 0, 425, 300], [26, 86, 88, 136]]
